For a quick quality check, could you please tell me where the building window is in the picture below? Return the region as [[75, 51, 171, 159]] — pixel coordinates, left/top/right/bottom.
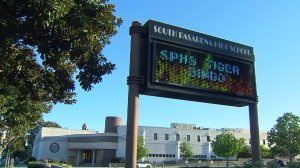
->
[[207, 136, 210, 142], [197, 135, 201, 142], [154, 133, 157, 140], [165, 134, 169, 140], [187, 135, 190, 141], [263, 139, 266, 145], [176, 133, 180, 141]]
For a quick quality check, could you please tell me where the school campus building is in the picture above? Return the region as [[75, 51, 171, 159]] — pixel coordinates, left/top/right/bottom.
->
[[32, 116, 268, 166]]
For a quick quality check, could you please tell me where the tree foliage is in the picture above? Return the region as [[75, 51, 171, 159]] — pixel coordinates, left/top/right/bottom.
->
[[0, 86, 50, 155], [268, 112, 300, 161], [43, 121, 62, 128], [260, 145, 271, 159], [28, 121, 62, 148], [0, 0, 122, 104], [237, 144, 252, 158], [16, 120, 62, 160], [0, 0, 121, 157], [179, 139, 194, 160], [211, 131, 245, 168], [237, 144, 271, 159], [137, 136, 148, 161]]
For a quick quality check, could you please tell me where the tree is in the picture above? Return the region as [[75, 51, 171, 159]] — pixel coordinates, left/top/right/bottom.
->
[[137, 136, 148, 161], [179, 139, 194, 160], [260, 145, 271, 159], [238, 145, 270, 159], [237, 144, 252, 158], [5, 121, 62, 161], [268, 112, 300, 162], [211, 132, 245, 168], [43, 121, 62, 128], [1, 0, 122, 104], [27, 121, 62, 149], [0, 86, 50, 157], [1, 0, 121, 159]]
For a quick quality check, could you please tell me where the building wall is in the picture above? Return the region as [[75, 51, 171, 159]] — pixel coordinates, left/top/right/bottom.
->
[[32, 127, 117, 164], [33, 136, 69, 162], [33, 122, 268, 164], [32, 127, 93, 162], [117, 125, 268, 163]]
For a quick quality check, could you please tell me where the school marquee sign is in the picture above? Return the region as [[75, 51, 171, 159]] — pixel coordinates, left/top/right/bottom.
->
[[139, 20, 257, 107]]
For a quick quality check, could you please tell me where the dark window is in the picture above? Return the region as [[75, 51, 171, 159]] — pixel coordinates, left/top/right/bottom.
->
[[263, 139, 266, 145], [156, 154, 159, 157], [154, 133, 157, 140], [165, 134, 169, 140], [173, 154, 175, 157], [163, 154, 165, 157], [176, 134, 180, 141], [207, 136, 210, 142], [197, 135, 200, 142], [187, 135, 190, 141], [159, 154, 162, 157]]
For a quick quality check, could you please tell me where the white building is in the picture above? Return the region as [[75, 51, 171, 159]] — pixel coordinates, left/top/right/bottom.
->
[[32, 116, 268, 166]]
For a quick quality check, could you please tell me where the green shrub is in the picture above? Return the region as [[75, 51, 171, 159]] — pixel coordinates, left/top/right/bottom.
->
[[287, 162, 300, 168], [244, 165, 252, 168], [49, 160, 72, 168], [252, 161, 265, 168], [110, 157, 125, 163], [27, 162, 44, 168], [266, 161, 279, 168], [27, 157, 37, 162]]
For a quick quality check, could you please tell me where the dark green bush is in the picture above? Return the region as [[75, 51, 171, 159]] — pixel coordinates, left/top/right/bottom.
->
[[27, 162, 44, 168], [266, 160, 279, 168], [180, 167, 209, 168], [110, 157, 125, 163], [287, 162, 300, 168], [27, 157, 37, 162]]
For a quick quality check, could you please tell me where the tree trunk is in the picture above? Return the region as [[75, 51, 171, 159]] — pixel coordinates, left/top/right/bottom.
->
[[226, 157, 229, 168]]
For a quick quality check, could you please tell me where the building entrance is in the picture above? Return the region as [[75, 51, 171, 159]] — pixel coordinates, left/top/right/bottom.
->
[[81, 150, 92, 163]]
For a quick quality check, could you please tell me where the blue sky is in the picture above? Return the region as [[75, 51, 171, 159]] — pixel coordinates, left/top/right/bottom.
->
[[44, 1, 300, 132]]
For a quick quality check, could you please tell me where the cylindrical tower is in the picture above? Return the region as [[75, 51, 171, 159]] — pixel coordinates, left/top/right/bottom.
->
[[105, 116, 122, 133]]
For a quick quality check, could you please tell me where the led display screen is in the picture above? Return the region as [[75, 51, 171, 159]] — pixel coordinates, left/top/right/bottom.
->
[[153, 42, 255, 97]]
